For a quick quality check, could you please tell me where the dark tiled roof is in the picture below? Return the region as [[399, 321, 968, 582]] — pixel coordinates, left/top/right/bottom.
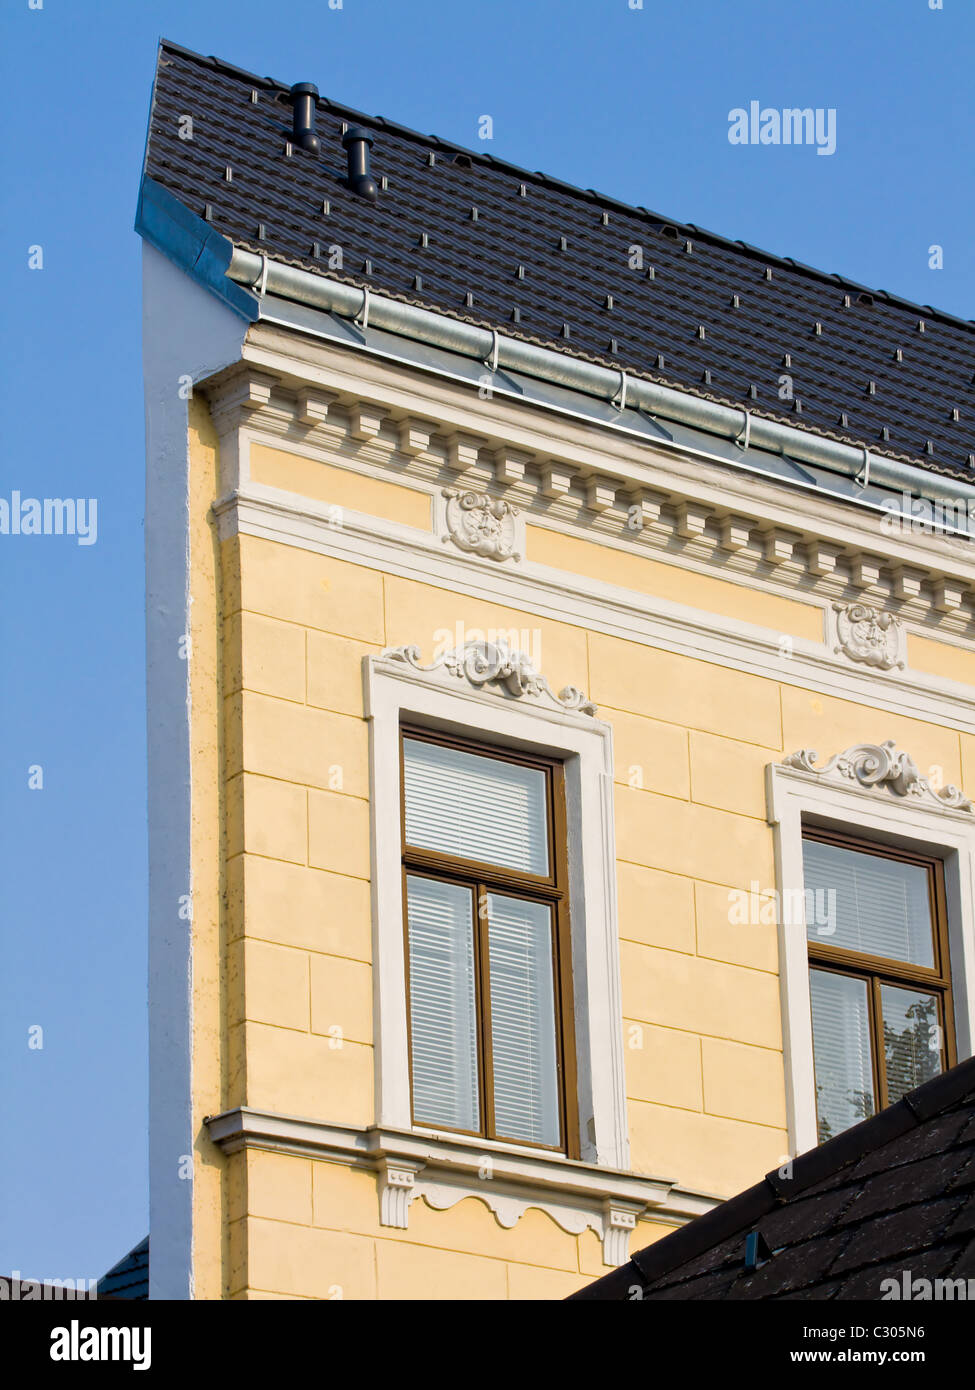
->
[[143, 41, 975, 481], [571, 1057, 975, 1301], [97, 1236, 149, 1300]]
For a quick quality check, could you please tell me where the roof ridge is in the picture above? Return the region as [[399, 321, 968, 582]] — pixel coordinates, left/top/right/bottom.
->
[[157, 39, 974, 336]]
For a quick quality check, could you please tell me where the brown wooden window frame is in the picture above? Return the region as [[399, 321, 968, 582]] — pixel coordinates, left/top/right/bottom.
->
[[803, 825, 957, 1128], [400, 723, 580, 1159]]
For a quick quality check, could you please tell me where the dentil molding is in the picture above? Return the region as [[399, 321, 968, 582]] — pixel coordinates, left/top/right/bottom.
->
[[200, 358, 975, 639]]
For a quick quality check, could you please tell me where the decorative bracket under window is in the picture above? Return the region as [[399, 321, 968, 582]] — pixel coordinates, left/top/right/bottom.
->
[[206, 1108, 702, 1268], [377, 1154, 649, 1265]]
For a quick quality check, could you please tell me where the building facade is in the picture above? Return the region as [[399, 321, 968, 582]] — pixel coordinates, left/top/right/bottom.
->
[[139, 42, 975, 1298]]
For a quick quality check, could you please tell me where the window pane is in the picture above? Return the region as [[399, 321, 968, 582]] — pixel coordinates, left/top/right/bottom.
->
[[403, 738, 549, 875], [406, 876, 479, 1131], [802, 839, 935, 967], [487, 894, 561, 1147], [809, 970, 876, 1143], [881, 984, 944, 1104]]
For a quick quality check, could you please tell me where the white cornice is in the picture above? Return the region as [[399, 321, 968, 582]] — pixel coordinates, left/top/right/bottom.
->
[[213, 482, 975, 737], [226, 335, 975, 600], [198, 353, 975, 658], [204, 1107, 717, 1263]]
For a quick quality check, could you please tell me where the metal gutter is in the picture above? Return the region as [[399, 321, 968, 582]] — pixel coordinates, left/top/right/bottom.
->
[[137, 179, 259, 321], [226, 246, 975, 512], [133, 173, 975, 520]]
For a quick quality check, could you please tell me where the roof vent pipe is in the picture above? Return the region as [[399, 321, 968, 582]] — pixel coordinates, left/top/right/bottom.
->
[[289, 83, 320, 153], [342, 126, 378, 201]]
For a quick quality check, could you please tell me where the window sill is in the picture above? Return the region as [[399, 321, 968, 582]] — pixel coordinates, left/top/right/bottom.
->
[[205, 1106, 716, 1266]]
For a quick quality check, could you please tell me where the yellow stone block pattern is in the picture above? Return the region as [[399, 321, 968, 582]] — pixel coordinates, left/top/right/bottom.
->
[[909, 632, 975, 687], [308, 789, 371, 879], [507, 1263, 594, 1299], [624, 1021, 703, 1112], [226, 773, 307, 865], [229, 854, 371, 961], [779, 684, 961, 787], [695, 878, 778, 974], [590, 631, 783, 747], [689, 729, 776, 819], [620, 940, 783, 1050], [525, 525, 823, 642], [375, 1240, 509, 1300], [615, 785, 775, 889], [249, 442, 433, 530], [239, 691, 369, 797], [617, 862, 696, 955], [239, 939, 310, 1032], [197, 499, 974, 1298], [629, 1100, 788, 1198], [241, 1021, 374, 1126], [701, 1036, 788, 1129], [229, 533, 386, 643], [246, 1217, 376, 1300], [223, 610, 307, 704], [383, 574, 589, 698], [310, 954, 373, 1045], [609, 708, 690, 799], [306, 630, 378, 716], [246, 1151, 314, 1227]]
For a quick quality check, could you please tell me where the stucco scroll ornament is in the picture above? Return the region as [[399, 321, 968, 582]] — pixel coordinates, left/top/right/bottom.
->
[[783, 740, 972, 812], [385, 640, 597, 715], [442, 489, 521, 562], [832, 601, 905, 671]]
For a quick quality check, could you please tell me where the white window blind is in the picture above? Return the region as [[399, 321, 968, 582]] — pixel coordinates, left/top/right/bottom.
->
[[403, 738, 549, 875], [809, 969, 876, 1143], [487, 894, 560, 1147], [802, 839, 934, 967], [406, 875, 479, 1132]]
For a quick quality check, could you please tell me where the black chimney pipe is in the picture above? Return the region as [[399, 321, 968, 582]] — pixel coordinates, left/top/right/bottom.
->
[[342, 126, 378, 201], [290, 83, 320, 154]]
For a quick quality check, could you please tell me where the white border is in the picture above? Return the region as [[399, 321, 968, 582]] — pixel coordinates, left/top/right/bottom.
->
[[143, 244, 248, 1298], [766, 758, 975, 1156], [363, 648, 629, 1169]]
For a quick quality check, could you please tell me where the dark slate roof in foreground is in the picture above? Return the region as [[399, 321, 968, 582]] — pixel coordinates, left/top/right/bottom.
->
[[571, 1056, 975, 1301], [97, 1236, 149, 1301], [143, 41, 975, 482]]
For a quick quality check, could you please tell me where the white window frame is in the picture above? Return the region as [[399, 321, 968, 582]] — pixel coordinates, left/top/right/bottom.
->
[[767, 745, 975, 1156], [363, 642, 629, 1170]]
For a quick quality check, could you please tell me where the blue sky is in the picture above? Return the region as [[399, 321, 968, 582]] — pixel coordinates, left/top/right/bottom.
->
[[0, 0, 971, 1285]]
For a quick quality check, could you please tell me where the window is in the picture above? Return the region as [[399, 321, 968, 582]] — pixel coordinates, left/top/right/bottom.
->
[[400, 727, 578, 1156], [802, 828, 956, 1143]]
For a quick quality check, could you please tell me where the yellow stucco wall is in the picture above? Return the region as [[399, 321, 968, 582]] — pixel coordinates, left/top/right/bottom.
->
[[187, 398, 228, 1301], [198, 445, 972, 1299]]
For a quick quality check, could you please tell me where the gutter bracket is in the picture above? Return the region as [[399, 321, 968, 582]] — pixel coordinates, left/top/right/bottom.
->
[[735, 409, 751, 452], [854, 448, 872, 490], [613, 370, 629, 413]]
